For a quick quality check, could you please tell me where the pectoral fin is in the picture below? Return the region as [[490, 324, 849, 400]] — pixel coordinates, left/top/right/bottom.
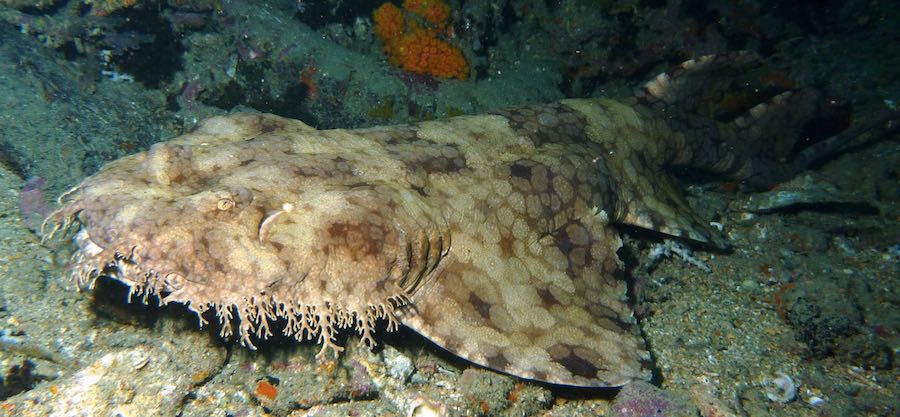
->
[[400, 208, 651, 387]]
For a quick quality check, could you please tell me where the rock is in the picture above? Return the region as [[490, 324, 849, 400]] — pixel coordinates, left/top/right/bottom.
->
[[610, 381, 696, 417], [738, 174, 874, 213], [2, 344, 223, 417], [383, 345, 414, 382], [783, 279, 861, 358]]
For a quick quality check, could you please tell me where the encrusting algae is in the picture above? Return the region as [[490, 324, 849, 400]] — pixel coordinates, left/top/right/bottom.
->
[[42, 53, 897, 387]]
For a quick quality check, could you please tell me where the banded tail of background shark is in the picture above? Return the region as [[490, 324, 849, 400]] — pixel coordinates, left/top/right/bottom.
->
[[44, 52, 898, 387]]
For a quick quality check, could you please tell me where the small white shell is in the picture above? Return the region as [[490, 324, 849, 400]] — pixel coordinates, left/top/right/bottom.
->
[[807, 396, 826, 407], [764, 372, 797, 403]]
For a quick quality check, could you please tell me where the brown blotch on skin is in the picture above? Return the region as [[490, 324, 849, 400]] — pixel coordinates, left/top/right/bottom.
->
[[552, 226, 574, 256], [498, 235, 516, 258], [411, 185, 428, 196], [327, 221, 386, 259], [468, 292, 492, 319], [509, 162, 532, 180], [422, 155, 466, 174], [551, 343, 602, 380], [486, 353, 511, 372], [491, 102, 591, 147], [255, 116, 284, 134], [550, 221, 595, 274], [395, 143, 468, 174], [536, 288, 559, 307]]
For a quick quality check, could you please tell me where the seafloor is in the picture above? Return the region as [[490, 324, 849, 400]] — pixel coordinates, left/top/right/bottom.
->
[[0, 1, 897, 416]]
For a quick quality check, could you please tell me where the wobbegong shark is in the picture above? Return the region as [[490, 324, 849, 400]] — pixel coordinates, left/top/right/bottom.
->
[[43, 53, 897, 387]]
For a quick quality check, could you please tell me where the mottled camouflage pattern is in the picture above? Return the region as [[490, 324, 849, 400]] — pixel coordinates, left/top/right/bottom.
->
[[44, 54, 894, 387]]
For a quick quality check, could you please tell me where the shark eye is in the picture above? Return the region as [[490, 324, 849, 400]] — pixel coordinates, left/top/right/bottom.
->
[[213, 188, 253, 212], [217, 198, 235, 211]]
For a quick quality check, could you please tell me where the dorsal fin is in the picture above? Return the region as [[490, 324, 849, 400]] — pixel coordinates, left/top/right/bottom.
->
[[636, 52, 761, 114], [729, 91, 899, 188], [639, 53, 899, 190], [725, 89, 823, 188], [636, 52, 900, 191]]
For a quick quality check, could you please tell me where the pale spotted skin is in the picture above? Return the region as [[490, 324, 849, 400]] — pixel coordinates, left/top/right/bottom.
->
[[46, 53, 891, 387]]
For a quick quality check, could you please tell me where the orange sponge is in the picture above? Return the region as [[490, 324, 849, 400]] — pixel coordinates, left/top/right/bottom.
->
[[373, 3, 405, 44], [402, 0, 450, 27], [373, 0, 468, 79], [392, 30, 468, 79]]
